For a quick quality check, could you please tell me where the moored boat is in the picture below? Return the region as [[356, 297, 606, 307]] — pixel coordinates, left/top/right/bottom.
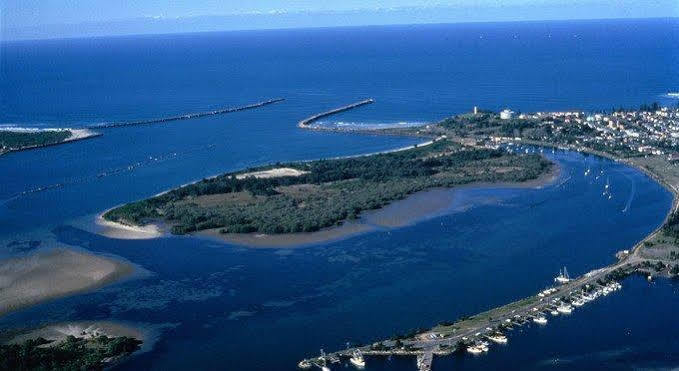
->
[[533, 316, 548, 325], [557, 304, 573, 314], [554, 267, 571, 284], [349, 349, 365, 368]]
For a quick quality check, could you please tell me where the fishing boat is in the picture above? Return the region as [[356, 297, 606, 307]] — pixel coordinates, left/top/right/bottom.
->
[[554, 267, 571, 284], [349, 349, 365, 368]]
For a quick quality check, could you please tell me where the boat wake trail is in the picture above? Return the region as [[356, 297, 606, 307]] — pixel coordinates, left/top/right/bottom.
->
[[621, 171, 636, 213], [1, 143, 216, 204]]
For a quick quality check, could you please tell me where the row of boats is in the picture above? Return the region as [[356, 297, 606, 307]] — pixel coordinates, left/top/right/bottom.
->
[[298, 349, 365, 370], [466, 276, 623, 357], [300, 267, 624, 368]]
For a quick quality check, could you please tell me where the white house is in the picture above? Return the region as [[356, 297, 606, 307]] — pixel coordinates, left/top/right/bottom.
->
[[500, 109, 514, 120]]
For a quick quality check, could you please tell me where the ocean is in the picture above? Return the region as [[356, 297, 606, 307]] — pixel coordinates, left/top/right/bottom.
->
[[1, 18, 678, 370]]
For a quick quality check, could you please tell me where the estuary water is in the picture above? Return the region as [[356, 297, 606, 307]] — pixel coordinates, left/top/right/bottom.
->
[[1, 18, 678, 370]]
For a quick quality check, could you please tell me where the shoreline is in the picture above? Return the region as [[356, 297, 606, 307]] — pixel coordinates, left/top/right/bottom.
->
[[96, 136, 556, 248], [0, 128, 102, 157], [95, 210, 163, 240], [93, 135, 445, 239], [136, 158, 560, 248], [299, 139, 679, 368], [0, 248, 135, 318]]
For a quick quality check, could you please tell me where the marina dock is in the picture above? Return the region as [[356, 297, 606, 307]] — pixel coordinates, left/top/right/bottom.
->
[[298, 99, 375, 128], [297, 251, 654, 370], [89, 98, 285, 129]]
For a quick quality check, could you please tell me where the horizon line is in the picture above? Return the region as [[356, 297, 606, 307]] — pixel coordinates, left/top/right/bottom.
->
[[2, 15, 677, 43]]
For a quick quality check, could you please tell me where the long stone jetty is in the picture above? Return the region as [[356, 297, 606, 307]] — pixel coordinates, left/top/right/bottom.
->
[[298, 99, 375, 128], [89, 98, 285, 129]]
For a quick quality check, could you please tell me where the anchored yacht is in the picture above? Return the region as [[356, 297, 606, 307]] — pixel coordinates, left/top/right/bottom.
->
[[554, 267, 571, 284]]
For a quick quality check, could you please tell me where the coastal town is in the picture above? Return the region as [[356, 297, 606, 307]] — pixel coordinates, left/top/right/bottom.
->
[[488, 104, 679, 159], [297, 103, 679, 371]]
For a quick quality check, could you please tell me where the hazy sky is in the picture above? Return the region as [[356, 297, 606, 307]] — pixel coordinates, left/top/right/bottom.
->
[[2, 0, 678, 40]]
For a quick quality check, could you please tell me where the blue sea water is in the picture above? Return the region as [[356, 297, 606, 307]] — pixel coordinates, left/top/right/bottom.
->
[[1, 18, 678, 370]]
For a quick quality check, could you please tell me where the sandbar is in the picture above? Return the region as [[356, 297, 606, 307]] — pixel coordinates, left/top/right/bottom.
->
[[0, 248, 134, 317], [95, 212, 163, 240]]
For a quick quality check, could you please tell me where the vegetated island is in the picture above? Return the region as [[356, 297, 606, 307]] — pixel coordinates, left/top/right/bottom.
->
[[101, 137, 553, 244], [297, 104, 679, 371], [0, 128, 100, 156], [1, 321, 144, 370]]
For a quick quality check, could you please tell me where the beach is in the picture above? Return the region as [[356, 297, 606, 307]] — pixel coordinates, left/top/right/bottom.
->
[[235, 167, 308, 179], [0, 248, 134, 317], [95, 212, 163, 240]]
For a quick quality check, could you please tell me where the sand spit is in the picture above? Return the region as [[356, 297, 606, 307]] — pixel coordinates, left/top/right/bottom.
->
[[95, 212, 162, 240], [0, 249, 134, 317], [235, 167, 308, 180]]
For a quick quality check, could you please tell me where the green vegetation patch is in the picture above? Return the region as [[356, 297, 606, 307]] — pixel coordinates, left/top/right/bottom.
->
[[0, 130, 71, 153], [0, 335, 141, 370], [104, 140, 552, 235]]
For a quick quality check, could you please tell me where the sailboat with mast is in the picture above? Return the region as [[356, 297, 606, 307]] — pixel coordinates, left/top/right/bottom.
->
[[350, 349, 366, 368], [554, 266, 571, 284]]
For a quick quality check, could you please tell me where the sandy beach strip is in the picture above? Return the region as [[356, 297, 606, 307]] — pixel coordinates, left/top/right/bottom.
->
[[95, 212, 162, 240], [235, 167, 308, 179], [0, 248, 134, 317], [65, 128, 99, 141]]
